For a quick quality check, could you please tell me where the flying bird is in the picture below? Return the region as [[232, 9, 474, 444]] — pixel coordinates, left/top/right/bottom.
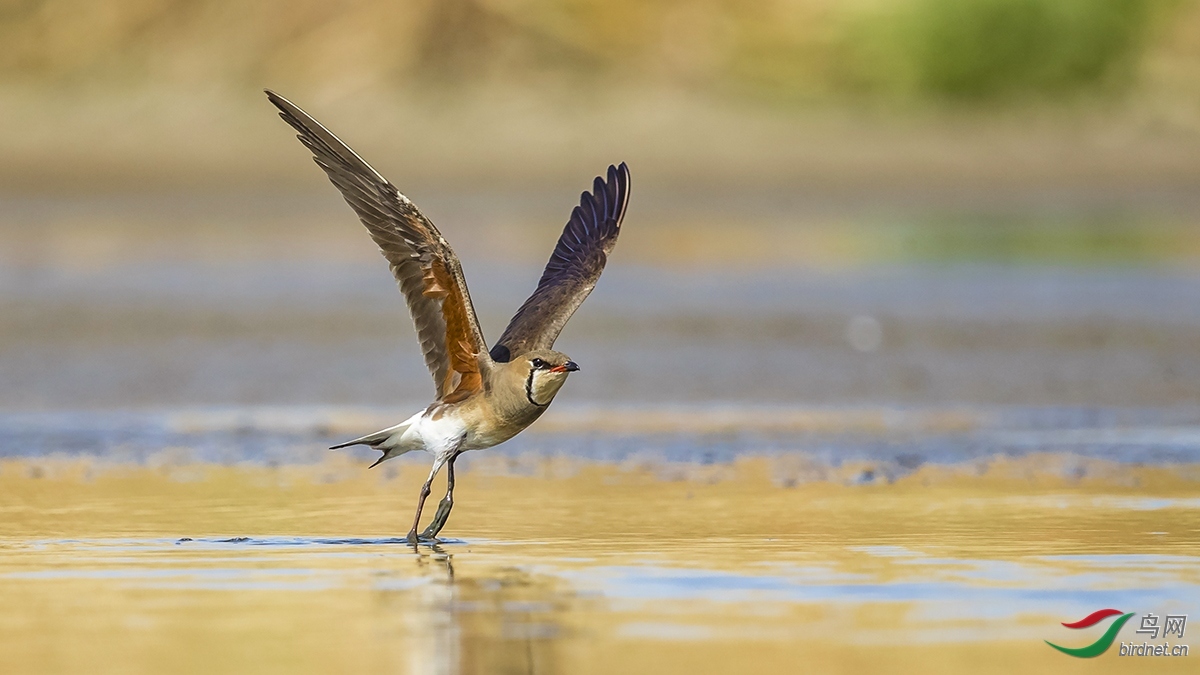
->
[[266, 90, 630, 543]]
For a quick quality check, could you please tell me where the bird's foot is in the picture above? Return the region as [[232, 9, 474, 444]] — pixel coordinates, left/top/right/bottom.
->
[[420, 497, 453, 540], [405, 528, 442, 546]]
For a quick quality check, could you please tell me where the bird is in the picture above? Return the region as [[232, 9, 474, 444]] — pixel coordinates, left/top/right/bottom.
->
[[265, 90, 630, 543]]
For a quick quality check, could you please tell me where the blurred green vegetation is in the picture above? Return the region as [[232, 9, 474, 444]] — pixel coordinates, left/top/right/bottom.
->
[[844, 0, 1171, 101], [914, 0, 1156, 97], [0, 0, 1190, 105], [0, 0, 1197, 200]]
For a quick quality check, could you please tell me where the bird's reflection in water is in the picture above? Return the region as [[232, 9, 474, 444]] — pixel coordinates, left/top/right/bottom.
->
[[375, 543, 565, 675]]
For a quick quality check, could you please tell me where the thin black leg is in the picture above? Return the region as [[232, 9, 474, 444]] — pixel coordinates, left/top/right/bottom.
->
[[406, 459, 445, 543], [421, 454, 457, 540]]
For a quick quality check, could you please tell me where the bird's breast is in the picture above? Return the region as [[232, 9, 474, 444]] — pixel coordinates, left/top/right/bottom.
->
[[457, 400, 546, 450], [462, 415, 528, 450]]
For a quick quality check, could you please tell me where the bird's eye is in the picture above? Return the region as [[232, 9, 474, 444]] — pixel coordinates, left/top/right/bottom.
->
[[531, 358, 546, 369]]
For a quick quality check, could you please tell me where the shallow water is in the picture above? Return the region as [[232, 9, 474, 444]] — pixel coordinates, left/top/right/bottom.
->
[[1, 456, 1197, 674], [2, 196, 1199, 672]]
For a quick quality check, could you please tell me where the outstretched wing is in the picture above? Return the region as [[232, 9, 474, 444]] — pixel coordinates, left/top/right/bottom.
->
[[491, 163, 630, 362], [266, 90, 489, 403]]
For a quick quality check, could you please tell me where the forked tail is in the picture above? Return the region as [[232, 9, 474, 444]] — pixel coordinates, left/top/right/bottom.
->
[[329, 413, 421, 468], [328, 422, 409, 451]]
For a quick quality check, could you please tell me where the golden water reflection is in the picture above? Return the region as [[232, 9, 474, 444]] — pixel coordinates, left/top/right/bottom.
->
[[0, 458, 1197, 674]]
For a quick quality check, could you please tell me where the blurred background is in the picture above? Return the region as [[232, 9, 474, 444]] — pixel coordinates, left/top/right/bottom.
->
[[3, 6, 1200, 673], [3, 0, 1200, 416], [2, 7, 1200, 667]]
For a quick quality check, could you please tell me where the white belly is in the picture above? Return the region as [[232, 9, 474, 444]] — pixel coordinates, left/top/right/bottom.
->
[[402, 412, 469, 458], [381, 400, 536, 458]]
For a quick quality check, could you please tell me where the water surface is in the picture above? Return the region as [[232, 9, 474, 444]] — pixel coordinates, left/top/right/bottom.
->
[[0, 455, 1197, 674], [2, 195, 1199, 672]]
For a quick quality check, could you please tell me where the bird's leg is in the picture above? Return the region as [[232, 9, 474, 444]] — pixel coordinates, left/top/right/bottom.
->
[[421, 454, 457, 540], [406, 458, 446, 543]]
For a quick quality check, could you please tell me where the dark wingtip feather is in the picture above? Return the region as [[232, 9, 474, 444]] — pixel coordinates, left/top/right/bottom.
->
[[615, 162, 630, 225], [264, 89, 291, 113], [604, 165, 620, 216], [600, 163, 629, 227]]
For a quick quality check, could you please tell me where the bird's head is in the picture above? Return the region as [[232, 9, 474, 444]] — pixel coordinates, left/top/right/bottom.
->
[[523, 349, 579, 406]]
